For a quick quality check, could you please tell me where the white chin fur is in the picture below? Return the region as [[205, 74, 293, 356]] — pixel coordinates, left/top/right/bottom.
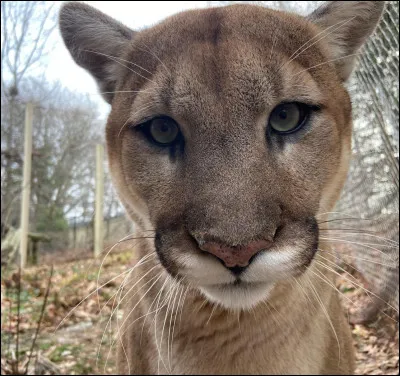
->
[[182, 246, 301, 310], [200, 282, 275, 311]]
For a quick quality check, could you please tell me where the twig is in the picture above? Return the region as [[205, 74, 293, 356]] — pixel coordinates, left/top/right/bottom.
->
[[15, 267, 21, 370], [34, 351, 39, 372], [25, 265, 54, 374], [7, 299, 12, 355]]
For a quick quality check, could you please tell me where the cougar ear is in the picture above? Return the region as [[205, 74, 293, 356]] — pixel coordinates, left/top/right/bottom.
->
[[307, 1, 385, 81], [59, 2, 134, 103]]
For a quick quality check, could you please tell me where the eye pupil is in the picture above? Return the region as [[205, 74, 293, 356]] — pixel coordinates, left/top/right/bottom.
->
[[144, 117, 180, 145], [268, 102, 310, 134]]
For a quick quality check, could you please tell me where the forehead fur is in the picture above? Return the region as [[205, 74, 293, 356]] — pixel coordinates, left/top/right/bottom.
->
[[111, 4, 345, 129], [121, 5, 334, 85], [135, 5, 321, 57]]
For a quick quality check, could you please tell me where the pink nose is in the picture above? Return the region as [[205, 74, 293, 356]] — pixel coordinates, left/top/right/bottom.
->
[[200, 239, 272, 268]]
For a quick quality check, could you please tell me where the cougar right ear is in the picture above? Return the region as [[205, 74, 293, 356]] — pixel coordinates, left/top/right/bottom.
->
[[307, 1, 385, 81], [59, 2, 134, 103]]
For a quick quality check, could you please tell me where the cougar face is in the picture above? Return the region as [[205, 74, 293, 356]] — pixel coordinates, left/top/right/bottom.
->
[[60, 2, 383, 311]]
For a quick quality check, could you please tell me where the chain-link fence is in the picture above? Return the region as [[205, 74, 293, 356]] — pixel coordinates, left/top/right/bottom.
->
[[333, 1, 399, 320]]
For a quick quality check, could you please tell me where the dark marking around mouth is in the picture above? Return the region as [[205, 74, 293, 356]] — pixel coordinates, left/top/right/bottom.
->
[[303, 216, 319, 268], [155, 231, 180, 278], [228, 266, 246, 277]]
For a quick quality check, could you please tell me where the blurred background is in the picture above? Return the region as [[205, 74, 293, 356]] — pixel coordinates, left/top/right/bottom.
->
[[1, 1, 398, 375]]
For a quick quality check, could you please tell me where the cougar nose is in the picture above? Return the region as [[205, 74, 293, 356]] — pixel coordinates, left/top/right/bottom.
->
[[199, 238, 272, 269]]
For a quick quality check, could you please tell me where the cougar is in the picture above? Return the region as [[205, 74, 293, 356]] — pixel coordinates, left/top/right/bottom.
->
[[59, 1, 384, 374]]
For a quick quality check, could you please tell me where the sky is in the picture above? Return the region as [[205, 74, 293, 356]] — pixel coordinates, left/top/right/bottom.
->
[[47, 1, 211, 117]]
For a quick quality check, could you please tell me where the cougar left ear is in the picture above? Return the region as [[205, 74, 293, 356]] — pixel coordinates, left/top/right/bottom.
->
[[307, 1, 385, 81], [59, 2, 134, 103]]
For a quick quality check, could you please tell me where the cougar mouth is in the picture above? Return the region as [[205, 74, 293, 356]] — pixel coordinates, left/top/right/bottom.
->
[[199, 281, 276, 311], [154, 216, 319, 310]]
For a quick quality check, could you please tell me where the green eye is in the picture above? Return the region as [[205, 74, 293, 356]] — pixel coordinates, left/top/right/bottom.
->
[[148, 117, 180, 145], [269, 102, 310, 134]]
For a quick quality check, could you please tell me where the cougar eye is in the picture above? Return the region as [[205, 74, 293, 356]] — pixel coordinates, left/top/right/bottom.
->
[[141, 116, 180, 146], [269, 102, 310, 134]]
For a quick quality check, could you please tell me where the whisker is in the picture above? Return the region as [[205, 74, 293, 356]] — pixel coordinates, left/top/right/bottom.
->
[[157, 278, 177, 375], [320, 237, 398, 260], [261, 300, 284, 330], [319, 230, 399, 246], [83, 49, 158, 85], [160, 280, 179, 373], [105, 273, 163, 371], [291, 276, 317, 311], [317, 253, 368, 282], [134, 40, 172, 75], [98, 255, 156, 317], [315, 259, 398, 313], [316, 211, 366, 218], [119, 326, 131, 375], [115, 235, 155, 242], [206, 303, 217, 326], [305, 273, 341, 366], [280, 16, 357, 71], [290, 53, 360, 78], [96, 237, 153, 311], [172, 283, 184, 343], [55, 267, 136, 332], [81, 232, 147, 281], [114, 260, 157, 322], [317, 250, 400, 322], [117, 102, 160, 138], [100, 266, 159, 369], [105, 299, 168, 373], [118, 118, 133, 139], [310, 268, 357, 307], [96, 49, 157, 77], [115, 264, 160, 324], [140, 276, 169, 346], [87, 88, 160, 96], [319, 249, 374, 277], [319, 248, 396, 268], [167, 283, 182, 372], [154, 276, 170, 375], [194, 298, 208, 314], [101, 266, 136, 370], [178, 285, 190, 328]]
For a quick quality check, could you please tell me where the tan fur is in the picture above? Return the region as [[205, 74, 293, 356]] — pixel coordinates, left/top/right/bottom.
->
[[59, 1, 384, 374]]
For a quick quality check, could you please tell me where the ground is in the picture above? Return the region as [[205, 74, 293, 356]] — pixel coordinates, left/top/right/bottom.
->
[[1, 249, 398, 375]]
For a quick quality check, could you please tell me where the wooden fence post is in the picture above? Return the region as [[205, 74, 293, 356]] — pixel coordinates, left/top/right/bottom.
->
[[19, 102, 33, 268]]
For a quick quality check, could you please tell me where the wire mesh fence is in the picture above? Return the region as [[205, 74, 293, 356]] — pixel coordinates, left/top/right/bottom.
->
[[334, 0, 399, 318], [38, 214, 134, 264]]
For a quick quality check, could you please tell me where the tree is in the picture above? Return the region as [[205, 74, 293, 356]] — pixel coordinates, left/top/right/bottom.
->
[[1, 1, 57, 232], [1, 1, 56, 92]]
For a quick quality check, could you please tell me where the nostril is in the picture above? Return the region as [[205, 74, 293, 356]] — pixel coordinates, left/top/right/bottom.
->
[[198, 238, 272, 269]]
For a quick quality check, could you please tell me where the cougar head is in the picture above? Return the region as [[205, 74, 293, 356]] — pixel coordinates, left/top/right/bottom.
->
[[59, 1, 384, 310]]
